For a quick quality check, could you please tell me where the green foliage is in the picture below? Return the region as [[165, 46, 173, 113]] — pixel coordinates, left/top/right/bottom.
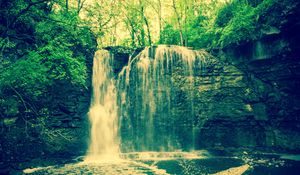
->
[[159, 24, 181, 45], [1, 97, 19, 116], [218, 0, 298, 47], [1, 54, 49, 96], [186, 15, 221, 49], [215, 2, 235, 27], [219, 2, 257, 47], [185, 0, 299, 48], [0, 1, 96, 119], [33, 10, 92, 87], [30, 43, 87, 86]]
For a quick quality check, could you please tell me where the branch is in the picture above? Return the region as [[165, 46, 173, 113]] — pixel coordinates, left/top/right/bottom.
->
[[39, 16, 88, 29], [100, 15, 114, 28], [9, 86, 28, 111], [9, 86, 40, 116], [77, 0, 87, 14], [10, 0, 49, 27], [1, 0, 50, 38], [8, 33, 35, 42]]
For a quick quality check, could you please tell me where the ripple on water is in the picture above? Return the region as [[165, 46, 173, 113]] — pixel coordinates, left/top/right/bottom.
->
[[23, 151, 209, 175], [23, 160, 169, 175]]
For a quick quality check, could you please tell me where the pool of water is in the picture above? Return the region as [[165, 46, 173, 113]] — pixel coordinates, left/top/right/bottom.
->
[[23, 152, 300, 175]]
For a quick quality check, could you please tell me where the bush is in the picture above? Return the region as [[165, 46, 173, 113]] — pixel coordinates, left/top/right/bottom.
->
[[219, 3, 257, 47], [184, 0, 299, 48], [215, 2, 235, 27], [0, 3, 96, 119], [159, 24, 181, 45]]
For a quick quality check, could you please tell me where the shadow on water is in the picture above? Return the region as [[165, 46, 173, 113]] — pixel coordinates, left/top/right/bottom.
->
[[145, 157, 244, 175], [243, 153, 300, 175], [244, 160, 300, 175]]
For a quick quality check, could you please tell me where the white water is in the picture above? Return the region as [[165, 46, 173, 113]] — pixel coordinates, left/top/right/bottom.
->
[[118, 45, 210, 151], [85, 46, 211, 158], [84, 50, 120, 162]]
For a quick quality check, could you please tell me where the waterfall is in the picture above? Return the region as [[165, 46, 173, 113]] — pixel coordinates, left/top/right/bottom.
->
[[84, 45, 211, 159], [117, 45, 209, 152], [85, 50, 119, 162]]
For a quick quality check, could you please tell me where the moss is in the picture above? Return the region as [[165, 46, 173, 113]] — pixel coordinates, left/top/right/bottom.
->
[[3, 117, 18, 126]]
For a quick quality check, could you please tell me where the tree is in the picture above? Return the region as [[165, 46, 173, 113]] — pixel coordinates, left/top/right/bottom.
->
[[66, 0, 68, 11], [157, 0, 163, 43], [84, 0, 119, 47], [172, 0, 184, 46], [139, 0, 152, 45], [121, 0, 152, 47], [0, 0, 96, 121]]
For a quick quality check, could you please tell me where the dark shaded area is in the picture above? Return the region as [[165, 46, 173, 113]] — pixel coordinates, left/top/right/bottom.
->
[[104, 46, 144, 75], [205, 3, 300, 152], [245, 160, 300, 175], [0, 0, 97, 173], [154, 158, 244, 175]]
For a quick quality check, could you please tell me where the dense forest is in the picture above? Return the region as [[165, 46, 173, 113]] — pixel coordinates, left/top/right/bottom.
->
[[1, 0, 300, 174]]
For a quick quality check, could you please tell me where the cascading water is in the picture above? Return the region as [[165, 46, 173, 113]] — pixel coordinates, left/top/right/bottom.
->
[[24, 46, 254, 175], [84, 50, 119, 162], [84, 45, 210, 158], [117, 45, 210, 152]]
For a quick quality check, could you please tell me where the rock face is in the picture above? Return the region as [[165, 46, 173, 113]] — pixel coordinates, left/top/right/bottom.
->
[[109, 42, 300, 152], [199, 43, 300, 152], [208, 14, 300, 151], [202, 48, 300, 151]]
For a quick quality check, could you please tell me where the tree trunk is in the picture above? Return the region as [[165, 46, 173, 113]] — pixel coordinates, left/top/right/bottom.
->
[[183, 0, 188, 46], [139, 0, 146, 46], [112, 16, 117, 46], [125, 16, 137, 47], [172, 0, 184, 46], [66, 0, 68, 12], [143, 13, 152, 45], [158, 0, 162, 43]]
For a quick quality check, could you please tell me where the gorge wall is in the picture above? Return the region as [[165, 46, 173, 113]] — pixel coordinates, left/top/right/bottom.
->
[[109, 44, 300, 153], [210, 11, 300, 151]]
